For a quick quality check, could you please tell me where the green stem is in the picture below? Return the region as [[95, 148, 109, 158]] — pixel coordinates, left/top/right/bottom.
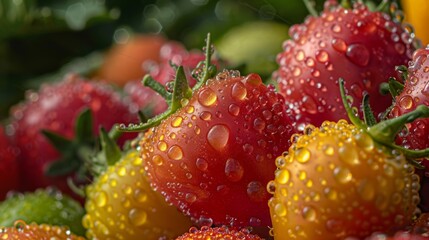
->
[[339, 78, 366, 129], [362, 93, 377, 126], [369, 105, 429, 143], [193, 33, 216, 90], [375, 0, 390, 13], [302, 0, 318, 17], [143, 75, 171, 101]]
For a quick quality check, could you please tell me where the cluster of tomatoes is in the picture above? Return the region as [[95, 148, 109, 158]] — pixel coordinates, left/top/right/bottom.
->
[[2, 0, 429, 239]]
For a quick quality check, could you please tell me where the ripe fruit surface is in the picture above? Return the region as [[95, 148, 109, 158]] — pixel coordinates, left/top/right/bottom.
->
[[388, 47, 429, 212], [0, 126, 19, 200], [0, 188, 85, 236], [83, 150, 192, 240], [176, 226, 263, 240], [9, 74, 138, 197], [140, 70, 295, 227], [0, 221, 85, 240], [96, 35, 166, 86], [274, 0, 417, 130], [268, 120, 420, 239]]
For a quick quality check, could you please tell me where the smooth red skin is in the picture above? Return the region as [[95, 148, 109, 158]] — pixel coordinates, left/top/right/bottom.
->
[[10, 74, 139, 197], [274, 1, 415, 130], [140, 73, 295, 228], [0, 126, 19, 200], [389, 47, 429, 212]]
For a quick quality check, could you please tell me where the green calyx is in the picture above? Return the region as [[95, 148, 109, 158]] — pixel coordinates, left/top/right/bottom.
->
[[339, 78, 429, 167], [43, 108, 94, 178], [117, 33, 217, 133]]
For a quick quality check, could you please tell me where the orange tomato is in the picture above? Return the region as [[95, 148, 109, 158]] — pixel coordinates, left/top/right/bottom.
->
[[96, 35, 166, 87]]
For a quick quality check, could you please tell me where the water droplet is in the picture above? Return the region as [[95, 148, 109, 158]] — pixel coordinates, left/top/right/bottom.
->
[[276, 169, 290, 184], [207, 124, 230, 151], [316, 50, 329, 63], [302, 206, 317, 221], [331, 24, 341, 33], [185, 193, 197, 203], [332, 38, 347, 52], [128, 209, 147, 226], [399, 95, 414, 109], [333, 166, 352, 184], [296, 50, 305, 61], [346, 44, 370, 66], [199, 111, 212, 121], [339, 144, 359, 165], [231, 81, 247, 101], [306, 57, 315, 67], [324, 187, 338, 200], [225, 158, 244, 182], [152, 154, 164, 166], [198, 88, 217, 107], [295, 147, 311, 163], [196, 158, 208, 171], [228, 104, 240, 116], [157, 141, 168, 152], [117, 167, 126, 176], [244, 73, 262, 86], [171, 116, 183, 127], [167, 145, 184, 160], [253, 118, 266, 131], [247, 181, 266, 202], [134, 189, 147, 203], [274, 203, 287, 217], [95, 191, 108, 207]]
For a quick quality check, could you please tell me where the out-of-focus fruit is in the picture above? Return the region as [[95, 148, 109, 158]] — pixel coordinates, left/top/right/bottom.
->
[[0, 221, 85, 240], [96, 34, 166, 86], [9, 74, 139, 198], [83, 130, 192, 240], [0, 188, 85, 236], [402, 0, 429, 45]]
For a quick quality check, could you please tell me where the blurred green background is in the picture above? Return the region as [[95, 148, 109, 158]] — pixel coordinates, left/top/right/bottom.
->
[[0, 0, 387, 120]]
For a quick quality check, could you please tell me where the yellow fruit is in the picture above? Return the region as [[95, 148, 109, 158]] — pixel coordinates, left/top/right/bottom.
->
[[402, 0, 429, 45], [83, 150, 192, 240], [268, 120, 419, 239]]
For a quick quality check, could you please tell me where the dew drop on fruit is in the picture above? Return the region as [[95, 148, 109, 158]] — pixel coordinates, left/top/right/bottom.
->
[[333, 166, 352, 184], [296, 50, 305, 61], [338, 144, 359, 165], [357, 179, 375, 201], [306, 57, 315, 67], [355, 133, 374, 152], [302, 95, 318, 114], [167, 145, 184, 160], [95, 191, 108, 207], [399, 95, 414, 109], [171, 116, 183, 127], [302, 206, 317, 221], [198, 216, 214, 227], [316, 50, 329, 63], [332, 38, 347, 52], [134, 189, 148, 203], [200, 111, 212, 121], [253, 118, 266, 131], [276, 169, 290, 184], [247, 181, 266, 202], [231, 81, 247, 101], [228, 104, 240, 116], [198, 88, 217, 107], [185, 193, 197, 203], [346, 44, 370, 66], [152, 154, 164, 166], [267, 181, 276, 194], [128, 208, 147, 226], [422, 82, 429, 96], [295, 147, 311, 163], [274, 203, 287, 217], [157, 141, 168, 152], [244, 73, 262, 86], [324, 187, 338, 200], [331, 24, 342, 33], [225, 158, 244, 182], [207, 124, 230, 151], [196, 157, 208, 171]]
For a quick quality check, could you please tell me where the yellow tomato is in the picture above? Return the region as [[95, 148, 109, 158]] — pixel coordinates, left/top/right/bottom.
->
[[402, 0, 429, 45]]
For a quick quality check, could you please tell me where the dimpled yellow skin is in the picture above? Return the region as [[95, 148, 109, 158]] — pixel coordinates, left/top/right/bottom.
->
[[268, 120, 420, 240], [83, 150, 192, 240]]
